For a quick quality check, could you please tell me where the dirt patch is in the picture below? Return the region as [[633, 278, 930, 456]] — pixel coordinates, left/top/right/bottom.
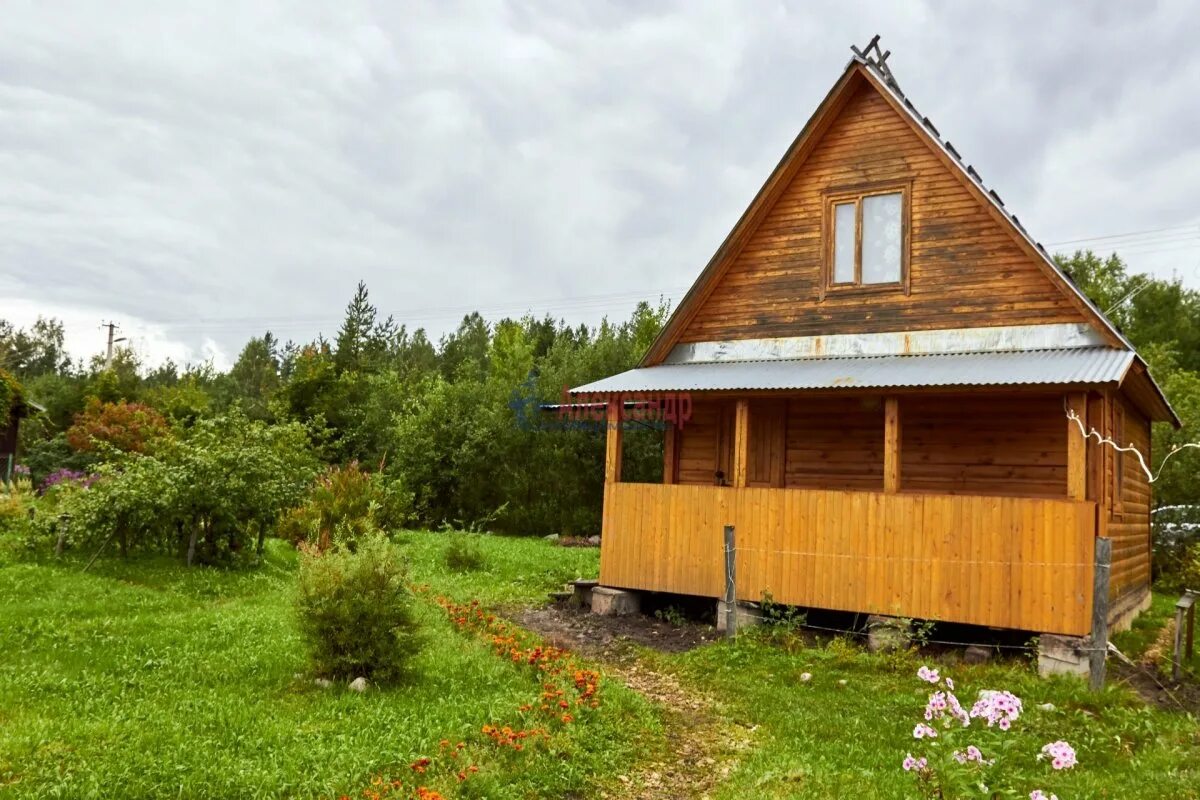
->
[[1112, 661, 1200, 712], [516, 603, 715, 657], [1110, 615, 1200, 713], [517, 604, 753, 799]]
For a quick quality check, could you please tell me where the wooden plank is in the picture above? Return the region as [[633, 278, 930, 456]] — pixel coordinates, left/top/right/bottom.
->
[[662, 423, 677, 485], [598, 482, 1097, 635], [732, 399, 750, 488], [884, 397, 901, 493], [604, 398, 623, 484], [1066, 392, 1088, 500]]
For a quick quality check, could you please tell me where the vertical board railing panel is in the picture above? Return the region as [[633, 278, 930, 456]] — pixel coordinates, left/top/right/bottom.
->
[[600, 483, 1096, 636]]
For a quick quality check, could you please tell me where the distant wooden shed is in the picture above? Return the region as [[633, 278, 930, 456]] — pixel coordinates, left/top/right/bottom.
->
[[570, 40, 1177, 644]]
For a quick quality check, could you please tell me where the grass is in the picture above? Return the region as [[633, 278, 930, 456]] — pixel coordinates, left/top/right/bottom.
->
[[1112, 590, 1200, 679], [4, 529, 1199, 799], [0, 533, 656, 799], [650, 630, 1200, 799]]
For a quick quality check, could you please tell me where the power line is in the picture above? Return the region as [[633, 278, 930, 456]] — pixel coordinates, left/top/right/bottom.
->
[[1046, 221, 1199, 247]]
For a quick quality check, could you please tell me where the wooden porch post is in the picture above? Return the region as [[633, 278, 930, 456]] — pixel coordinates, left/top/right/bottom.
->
[[605, 397, 623, 484], [1066, 392, 1088, 501], [884, 397, 901, 493], [732, 399, 750, 488], [662, 423, 677, 485]]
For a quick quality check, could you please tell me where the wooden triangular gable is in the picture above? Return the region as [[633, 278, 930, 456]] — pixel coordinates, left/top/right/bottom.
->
[[640, 57, 1128, 366]]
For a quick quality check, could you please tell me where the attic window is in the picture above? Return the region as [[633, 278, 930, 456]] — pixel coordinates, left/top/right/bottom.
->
[[823, 184, 910, 294]]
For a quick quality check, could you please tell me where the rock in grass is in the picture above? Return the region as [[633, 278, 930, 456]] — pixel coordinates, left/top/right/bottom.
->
[[543, 534, 560, 542], [963, 644, 993, 664], [314, 678, 333, 689], [349, 677, 369, 693]]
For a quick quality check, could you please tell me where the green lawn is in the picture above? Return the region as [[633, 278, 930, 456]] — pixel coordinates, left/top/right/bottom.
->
[[3, 531, 1197, 799], [653, 629, 1200, 799], [0, 534, 656, 799]]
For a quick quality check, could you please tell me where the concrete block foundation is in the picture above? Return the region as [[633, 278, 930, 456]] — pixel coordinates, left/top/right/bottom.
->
[[591, 586, 641, 616], [1037, 634, 1090, 678], [716, 601, 764, 633], [571, 579, 599, 608]]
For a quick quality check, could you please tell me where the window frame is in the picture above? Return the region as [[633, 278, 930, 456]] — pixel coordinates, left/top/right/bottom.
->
[[820, 180, 911, 299]]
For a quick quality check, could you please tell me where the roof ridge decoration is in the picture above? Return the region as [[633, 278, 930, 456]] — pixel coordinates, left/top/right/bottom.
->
[[850, 34, 902, 93]]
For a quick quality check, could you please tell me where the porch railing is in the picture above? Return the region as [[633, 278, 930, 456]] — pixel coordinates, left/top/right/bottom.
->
[[600, 482, 1097, 636]]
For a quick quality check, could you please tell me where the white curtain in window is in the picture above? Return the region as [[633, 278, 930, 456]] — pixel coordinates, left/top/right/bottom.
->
[[862, 193, 902, 284]]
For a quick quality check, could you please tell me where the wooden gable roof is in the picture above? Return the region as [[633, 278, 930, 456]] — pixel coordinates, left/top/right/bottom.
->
[[640, 47, 1132, 367]]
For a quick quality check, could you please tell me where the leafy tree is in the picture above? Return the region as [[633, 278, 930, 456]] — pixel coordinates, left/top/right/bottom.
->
[[439, 313, 490, 381], [224, 333, 282, 419], [0, 316, 72, 377], [66, 398, 171, 455]]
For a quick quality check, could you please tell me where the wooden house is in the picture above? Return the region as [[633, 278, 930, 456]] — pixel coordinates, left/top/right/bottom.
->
[[570, 40, 1178, 655]]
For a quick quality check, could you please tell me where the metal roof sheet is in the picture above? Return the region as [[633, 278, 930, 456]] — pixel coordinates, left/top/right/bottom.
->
[[570, 347, 1134, 394]]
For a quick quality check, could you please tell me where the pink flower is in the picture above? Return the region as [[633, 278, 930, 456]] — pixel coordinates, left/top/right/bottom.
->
[[945, 677, 954, 690], [917, 665, 940, 684], [952, 745, 990, 765], [1040, 740, 1077, 770], [913, 723, 938, 739], [902, 753, 928, 772], [1030, 791, 1058, 800], [970, 689, 1022, 729]]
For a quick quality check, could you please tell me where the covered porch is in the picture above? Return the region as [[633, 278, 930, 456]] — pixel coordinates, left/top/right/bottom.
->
[[594, 386, 1101, 638]]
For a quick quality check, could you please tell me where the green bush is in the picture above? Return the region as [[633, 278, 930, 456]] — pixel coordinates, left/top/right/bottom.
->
[[295, 535, 421, 683], [1180, 541, 1200, 592], [443, 534, 486, 572], [54, 411, 317, 563], [278, 463, 412, 551]]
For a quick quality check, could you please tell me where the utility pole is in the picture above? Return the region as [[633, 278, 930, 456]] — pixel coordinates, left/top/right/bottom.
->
[[100, 321, 126, 369]]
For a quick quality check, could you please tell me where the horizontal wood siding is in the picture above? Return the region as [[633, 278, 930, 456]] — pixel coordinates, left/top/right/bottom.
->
[[601, 483, 1095, 636], [900, 395, 1068, 497], [1108, 397, 1152, 602], [785, 397, 883, 490], [677, 83, 1085, 343]]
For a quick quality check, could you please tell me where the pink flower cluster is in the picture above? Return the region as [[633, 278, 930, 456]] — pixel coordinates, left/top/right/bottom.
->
[[917, 665, 940, 684], [902, 753, 928, 772], [912, 723, 938, 739], [924, 690, 969, 728], [1029, 791, 1059, 800], [952, 745, 991, 765], [970, 689, 1023, 730], [1039, 740, 1077, 770]]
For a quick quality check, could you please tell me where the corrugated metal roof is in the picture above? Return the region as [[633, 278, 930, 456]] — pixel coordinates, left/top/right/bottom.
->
[[570, 347, 1134, 394]]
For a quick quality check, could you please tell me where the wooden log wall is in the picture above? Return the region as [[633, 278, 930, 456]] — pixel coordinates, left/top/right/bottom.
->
[[601, 482, 1096, 636], [676, 81, 1086, 343], [899, 395, 1068, 498], [1106, 395, 1152, 602], [673, 394, 1070, 498]]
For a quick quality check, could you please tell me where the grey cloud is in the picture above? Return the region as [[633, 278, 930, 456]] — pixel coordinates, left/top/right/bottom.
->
[[1, 1, 1198, 367]]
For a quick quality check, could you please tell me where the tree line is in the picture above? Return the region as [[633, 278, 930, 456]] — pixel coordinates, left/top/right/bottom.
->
[[2, 249, 1198, 539]]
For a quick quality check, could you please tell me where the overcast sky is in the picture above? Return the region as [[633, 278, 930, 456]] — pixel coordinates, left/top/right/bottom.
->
[[2, 1, 1198, 370]]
